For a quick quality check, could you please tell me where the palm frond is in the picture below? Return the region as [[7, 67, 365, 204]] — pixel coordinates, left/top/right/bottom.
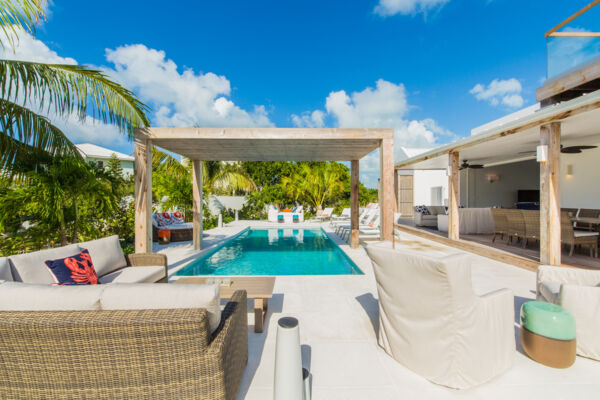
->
[[0, 60, 150, 137], [152, 147, 188, 177], [210, 163, 256, 194], [0, 98, 81, 174], [0, 0, 45, 51]]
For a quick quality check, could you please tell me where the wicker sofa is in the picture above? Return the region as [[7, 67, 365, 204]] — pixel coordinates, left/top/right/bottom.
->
[[0, 235, 167, 284], [0, 282, 248, 399]]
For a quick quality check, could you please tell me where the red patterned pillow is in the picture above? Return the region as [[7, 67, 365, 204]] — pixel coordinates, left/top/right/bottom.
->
[[171, 211, 185, 224], [45, 249, 99, 285], [155, 212, 172, 226]]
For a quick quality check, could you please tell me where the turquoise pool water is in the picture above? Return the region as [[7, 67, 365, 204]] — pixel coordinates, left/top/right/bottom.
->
[[174, 228, 362, 276]]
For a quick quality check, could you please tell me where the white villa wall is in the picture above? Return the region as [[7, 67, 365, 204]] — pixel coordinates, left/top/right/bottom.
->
[[560, 143, 600, 209], [414, 170, 448, 206], [208, 195, 247, 214], [460, 159, 539, 208]]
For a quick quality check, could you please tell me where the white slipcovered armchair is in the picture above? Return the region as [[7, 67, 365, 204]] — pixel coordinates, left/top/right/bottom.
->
[[536, 265, 600, 361], [366, 244, 515, 389]]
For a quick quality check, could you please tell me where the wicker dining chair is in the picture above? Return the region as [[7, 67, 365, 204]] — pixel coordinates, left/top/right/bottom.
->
[[521, 210, 540, 249], [504, 209, 526, 245], [490, 209, 508, 243], [575, 208, 600, 231], [561, 211, 599, 257]]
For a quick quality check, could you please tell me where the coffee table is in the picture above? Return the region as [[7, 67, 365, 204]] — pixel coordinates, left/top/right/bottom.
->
[[174, 276, 275, 333]]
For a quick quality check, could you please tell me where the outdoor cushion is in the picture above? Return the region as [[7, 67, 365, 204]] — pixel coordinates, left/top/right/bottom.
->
[[98, 266, 165, 284], [162, 222, 193, 230], [100, 283, 221, 333], [45, 249, 99, 285], [573, 230, 599, 238], [0, 257, 13, 281], [78, 235, 127, 277], [171, 211, 185, 224], [539, 280, 561, 304], [9, 244, 81, 284], [0, 281, 102, 311]]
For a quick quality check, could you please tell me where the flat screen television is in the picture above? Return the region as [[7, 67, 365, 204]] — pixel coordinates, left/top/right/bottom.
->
[[518, 190, 539, 203]]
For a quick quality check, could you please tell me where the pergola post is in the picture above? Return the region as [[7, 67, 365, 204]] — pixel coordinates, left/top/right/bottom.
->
[[192, 160, 203, 251], [540, 123, 562, 265], [134, 137, 152, 254], [350, 160, 360, 248], [448, 151, 460, 241], [380, 137, 395, 241]]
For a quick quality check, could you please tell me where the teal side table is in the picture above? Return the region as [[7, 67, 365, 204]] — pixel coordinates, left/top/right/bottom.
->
[[520, 301, 576, 368]]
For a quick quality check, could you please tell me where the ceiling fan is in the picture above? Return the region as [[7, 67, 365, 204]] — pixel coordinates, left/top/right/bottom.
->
[[519, 145, 597, 155], [459, 160, 484, 170]]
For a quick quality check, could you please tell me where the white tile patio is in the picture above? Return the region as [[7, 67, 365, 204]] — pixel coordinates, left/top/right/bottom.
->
[[155, 220, 600, 400]]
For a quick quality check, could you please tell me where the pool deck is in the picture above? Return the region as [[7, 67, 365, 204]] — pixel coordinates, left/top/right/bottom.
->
[[155, 220, 600, 400]]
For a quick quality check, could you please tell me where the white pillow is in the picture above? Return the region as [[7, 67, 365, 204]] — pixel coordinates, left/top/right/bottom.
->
[[100, 283, 221, 333]]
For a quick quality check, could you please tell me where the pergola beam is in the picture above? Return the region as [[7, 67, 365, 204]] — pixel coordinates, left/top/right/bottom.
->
[[134, 137, 152, 254], [448, 151, 460, 241], [540, 123, 562, 265], [192, 160, 203, 251], [350, 160, 360, 248], [380, 137, 395, 241]]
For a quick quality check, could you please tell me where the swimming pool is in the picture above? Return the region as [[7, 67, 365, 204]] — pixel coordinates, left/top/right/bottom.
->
[[174, 228, 362, 276]]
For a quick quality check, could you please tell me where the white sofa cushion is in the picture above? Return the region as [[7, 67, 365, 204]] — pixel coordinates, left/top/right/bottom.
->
[[78, 235, 127, 277], [98, 266, 165, 284], [539, 280, 561, 304], [9, 244, 81, 284], [0, 257, 13, 281], [0, 282, 102, 311], [101, 283, 221, 332]]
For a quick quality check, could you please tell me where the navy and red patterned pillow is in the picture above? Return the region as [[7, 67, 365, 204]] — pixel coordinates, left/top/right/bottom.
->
[[171, 211, 185, 224], [45, 249, 99, 285]]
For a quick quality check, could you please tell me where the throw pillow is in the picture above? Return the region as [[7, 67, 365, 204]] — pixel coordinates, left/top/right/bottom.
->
[[414, 205, 430, 215], [45, 249, 99, 285], [156, 212, 172, 226], [172, 211, 185, 224]]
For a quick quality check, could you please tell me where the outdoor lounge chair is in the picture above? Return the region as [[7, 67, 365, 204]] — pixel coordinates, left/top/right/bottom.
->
[[313, 207, 334, 222], [537, 265, 600, 360], [365, 244, 515, 389], [335, 210, 379, 239], [561, 211, 599, 257]]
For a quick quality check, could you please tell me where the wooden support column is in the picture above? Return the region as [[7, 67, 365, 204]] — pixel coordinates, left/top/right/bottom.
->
[[540, 123, 561, 265], [192, 160, 203, 251], [134, 137, 152, 253], [448, 151, 460, 241], [394, 170, 399, 212], [350, 160, 360, 248], [380, 137, 395, 241]]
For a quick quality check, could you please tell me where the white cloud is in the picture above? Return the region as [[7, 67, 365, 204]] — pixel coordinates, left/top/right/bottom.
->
[[0, 29, 75, 64], [0, 30, 126, 149], [294, 79, 453, 187], [374, 0, 449, 16], [291, 110, 326, 128], [104, 44, 274, 128], [470, 78, 523, 108]]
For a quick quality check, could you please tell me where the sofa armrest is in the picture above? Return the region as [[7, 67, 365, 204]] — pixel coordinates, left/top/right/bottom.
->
[[127, 253, 168, 282], [560, 284, 600, 360], [537, 265, 600, 296], [207, 290, 248, 399]]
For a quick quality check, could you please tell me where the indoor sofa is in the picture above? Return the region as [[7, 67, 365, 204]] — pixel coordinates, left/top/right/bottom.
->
[[414, 205, 446, 227]]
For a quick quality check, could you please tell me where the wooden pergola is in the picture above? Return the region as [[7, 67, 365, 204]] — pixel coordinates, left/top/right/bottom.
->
[[133, 127, 395, 253]]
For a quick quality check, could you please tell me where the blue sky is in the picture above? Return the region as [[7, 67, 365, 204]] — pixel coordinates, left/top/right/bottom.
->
[[6, 0, 598, 186]]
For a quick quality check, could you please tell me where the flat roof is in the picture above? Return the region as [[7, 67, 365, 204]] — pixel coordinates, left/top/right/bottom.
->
[[395, 89, 600, 170], [135, 127, 392, 161]]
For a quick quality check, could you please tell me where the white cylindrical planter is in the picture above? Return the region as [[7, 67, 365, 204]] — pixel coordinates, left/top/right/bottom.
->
[[218, 213, 223, 228], [235, 210, 239, 221], [274, 317, 303, 400]]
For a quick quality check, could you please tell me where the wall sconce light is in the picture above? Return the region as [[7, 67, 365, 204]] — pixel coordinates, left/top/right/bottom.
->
[[566, 164, 574, 176], [537, 145, 548, 162], [486, 173, 500, 183]]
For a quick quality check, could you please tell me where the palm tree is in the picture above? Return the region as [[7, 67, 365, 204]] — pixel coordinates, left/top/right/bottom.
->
[[152, 148, 256, 195], [282, 163, 344, 214], [0, 0, 149, 175]]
